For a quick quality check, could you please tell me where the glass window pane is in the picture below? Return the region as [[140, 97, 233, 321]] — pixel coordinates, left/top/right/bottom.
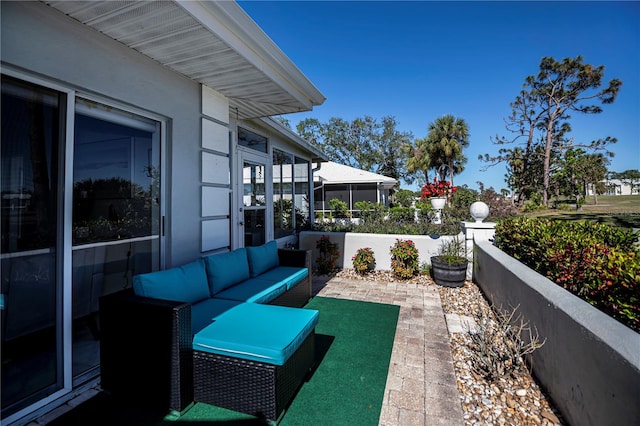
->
[[294, 157, 310, 231], [72, 100, 161, 377], [238, 127, 267, 153], [273, 149, 293, 238], [244, 209, 265, 247], [1, 76, 62, 414], [243, 162, 266, 207]]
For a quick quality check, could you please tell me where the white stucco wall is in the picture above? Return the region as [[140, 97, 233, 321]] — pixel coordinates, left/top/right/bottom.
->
[[2, 1, 221, 267], [299, 231, 464, 270]]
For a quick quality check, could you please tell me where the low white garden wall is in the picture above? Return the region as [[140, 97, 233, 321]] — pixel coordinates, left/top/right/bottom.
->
[[298, 231, 463, 271], [474, 239, 640, 426]]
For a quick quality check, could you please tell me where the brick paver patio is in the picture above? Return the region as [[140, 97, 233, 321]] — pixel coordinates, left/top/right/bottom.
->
[[312, 276, 464, 426]]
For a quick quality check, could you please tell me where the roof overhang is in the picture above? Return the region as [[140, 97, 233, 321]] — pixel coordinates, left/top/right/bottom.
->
[[258, 117, 329, 163], [44, 0, 325, 120]]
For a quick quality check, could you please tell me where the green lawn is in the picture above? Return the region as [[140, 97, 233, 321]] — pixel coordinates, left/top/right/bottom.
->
[[525, 195, 640, 229]]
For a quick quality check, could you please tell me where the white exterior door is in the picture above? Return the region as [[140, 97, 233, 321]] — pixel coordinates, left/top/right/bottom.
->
[[236, 150, 271, 247]]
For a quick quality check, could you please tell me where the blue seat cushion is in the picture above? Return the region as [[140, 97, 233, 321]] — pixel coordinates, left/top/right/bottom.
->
[[193, 303, 319, 365], [214, 278, 287, 304], [256, 266, 308, 290], [246, 240, 279, 277], [191, 298, 244, 334], [204, 249, 250, 296], [133, 259, 209, 304]]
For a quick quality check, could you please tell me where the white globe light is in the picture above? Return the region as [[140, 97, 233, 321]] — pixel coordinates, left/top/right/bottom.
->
[[470, 201, 490, 222]]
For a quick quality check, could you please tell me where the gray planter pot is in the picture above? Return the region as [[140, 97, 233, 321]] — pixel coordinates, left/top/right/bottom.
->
[[431, 256, 468, 287]]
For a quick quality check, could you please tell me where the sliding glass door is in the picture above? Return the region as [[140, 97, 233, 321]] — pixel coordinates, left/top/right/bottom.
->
[[1, 75, 163, 421], [1, 76, 64, 416], [71, 99, 161, 379]]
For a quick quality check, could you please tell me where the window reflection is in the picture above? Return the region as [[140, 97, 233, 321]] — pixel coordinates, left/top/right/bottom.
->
[[238, 127, 267, 153], [73, 111, 159, 245], [1, 75, 62, 414]]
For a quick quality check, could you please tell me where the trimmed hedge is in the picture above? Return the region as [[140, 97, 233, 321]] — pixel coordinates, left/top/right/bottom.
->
[[494, 217, 640, 332]]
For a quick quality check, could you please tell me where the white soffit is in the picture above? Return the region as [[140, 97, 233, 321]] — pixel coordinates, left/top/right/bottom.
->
[[44, 0, 325, 120]]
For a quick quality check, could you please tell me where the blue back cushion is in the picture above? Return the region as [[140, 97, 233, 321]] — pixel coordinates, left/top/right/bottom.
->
[[133, 259, 210, 304], [204, 249, 250, 295], [246, 240, 279, 277]]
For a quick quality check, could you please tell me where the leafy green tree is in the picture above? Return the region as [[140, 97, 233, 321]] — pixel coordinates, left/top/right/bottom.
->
[[424, 114, 469, 184], [274, 116, 291, 129], [297, 115, 413, 184], [555, 148, 608, 207], [481, 56, 621, 207]]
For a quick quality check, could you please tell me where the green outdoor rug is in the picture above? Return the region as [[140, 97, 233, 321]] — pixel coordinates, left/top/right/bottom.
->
[[175, 296, 399, 425], [48, 296, 399, 425]]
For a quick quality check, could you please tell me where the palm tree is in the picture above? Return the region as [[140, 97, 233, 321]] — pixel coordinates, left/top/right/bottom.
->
[[404, 137, 432, 184], [424, 115, 469, 185]]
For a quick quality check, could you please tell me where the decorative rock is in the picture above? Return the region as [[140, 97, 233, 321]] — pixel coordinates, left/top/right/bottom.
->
[[515, 389, 527, 397], [542, 411, 561, 424]]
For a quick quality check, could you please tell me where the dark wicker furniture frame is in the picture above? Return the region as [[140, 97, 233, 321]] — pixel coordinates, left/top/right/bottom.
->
[[193, 332, 315, 422], [99, 249, 312, 414]]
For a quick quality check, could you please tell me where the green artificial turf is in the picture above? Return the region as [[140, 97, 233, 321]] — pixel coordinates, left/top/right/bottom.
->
[[48, 296, 399, 425], [281, 296, 399, 425]]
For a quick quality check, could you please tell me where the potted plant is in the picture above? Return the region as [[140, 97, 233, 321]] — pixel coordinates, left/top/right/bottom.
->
[[430, 236, 468, 287], [420, 178, 457, 224]]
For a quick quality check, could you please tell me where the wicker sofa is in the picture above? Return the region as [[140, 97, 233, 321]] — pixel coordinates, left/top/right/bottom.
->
[[100, 241, 315, 421]]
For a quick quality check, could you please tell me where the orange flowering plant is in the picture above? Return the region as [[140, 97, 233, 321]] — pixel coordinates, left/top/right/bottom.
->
[[420, 178, 458, 199]]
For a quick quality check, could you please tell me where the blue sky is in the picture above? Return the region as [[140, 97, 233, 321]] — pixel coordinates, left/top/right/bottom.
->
[[239, 1, 640, 192]]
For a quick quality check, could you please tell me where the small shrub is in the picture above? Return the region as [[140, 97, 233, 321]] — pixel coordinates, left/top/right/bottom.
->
[[352, 247, 376, 274], [390, 239, 420, 279], [466, 305, 546, 382], [389, 207, 415, 222], [354, 201, 387, 223], [316, 235, 340, 275], [522, 200, 544, 212], [328, 198, 349, 218], [419, 261, 432, 276], [495, 217, 640, 331], [393, 189, 417, 208]]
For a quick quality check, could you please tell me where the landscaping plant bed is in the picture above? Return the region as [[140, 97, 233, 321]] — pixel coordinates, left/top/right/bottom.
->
[[334, 269, 564, 425], [438, 281, 564, 426]]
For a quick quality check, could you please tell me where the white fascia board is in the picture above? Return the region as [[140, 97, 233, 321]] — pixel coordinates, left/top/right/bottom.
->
[[176, 1, 325, 110]]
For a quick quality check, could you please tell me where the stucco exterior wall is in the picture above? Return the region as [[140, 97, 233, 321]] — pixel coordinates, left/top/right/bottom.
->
[[299, 231, 463, 270], [2, 1, 214, 266]]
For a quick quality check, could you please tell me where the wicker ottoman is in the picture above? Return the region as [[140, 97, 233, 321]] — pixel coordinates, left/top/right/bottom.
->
[[192, 303, 318, 422]]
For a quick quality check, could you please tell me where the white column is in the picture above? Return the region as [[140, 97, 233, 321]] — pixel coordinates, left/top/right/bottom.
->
[[461, 221, 496, 280]]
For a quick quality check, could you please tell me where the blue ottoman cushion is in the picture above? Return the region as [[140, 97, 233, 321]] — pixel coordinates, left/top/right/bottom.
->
[[193, 303, 319, 365]]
